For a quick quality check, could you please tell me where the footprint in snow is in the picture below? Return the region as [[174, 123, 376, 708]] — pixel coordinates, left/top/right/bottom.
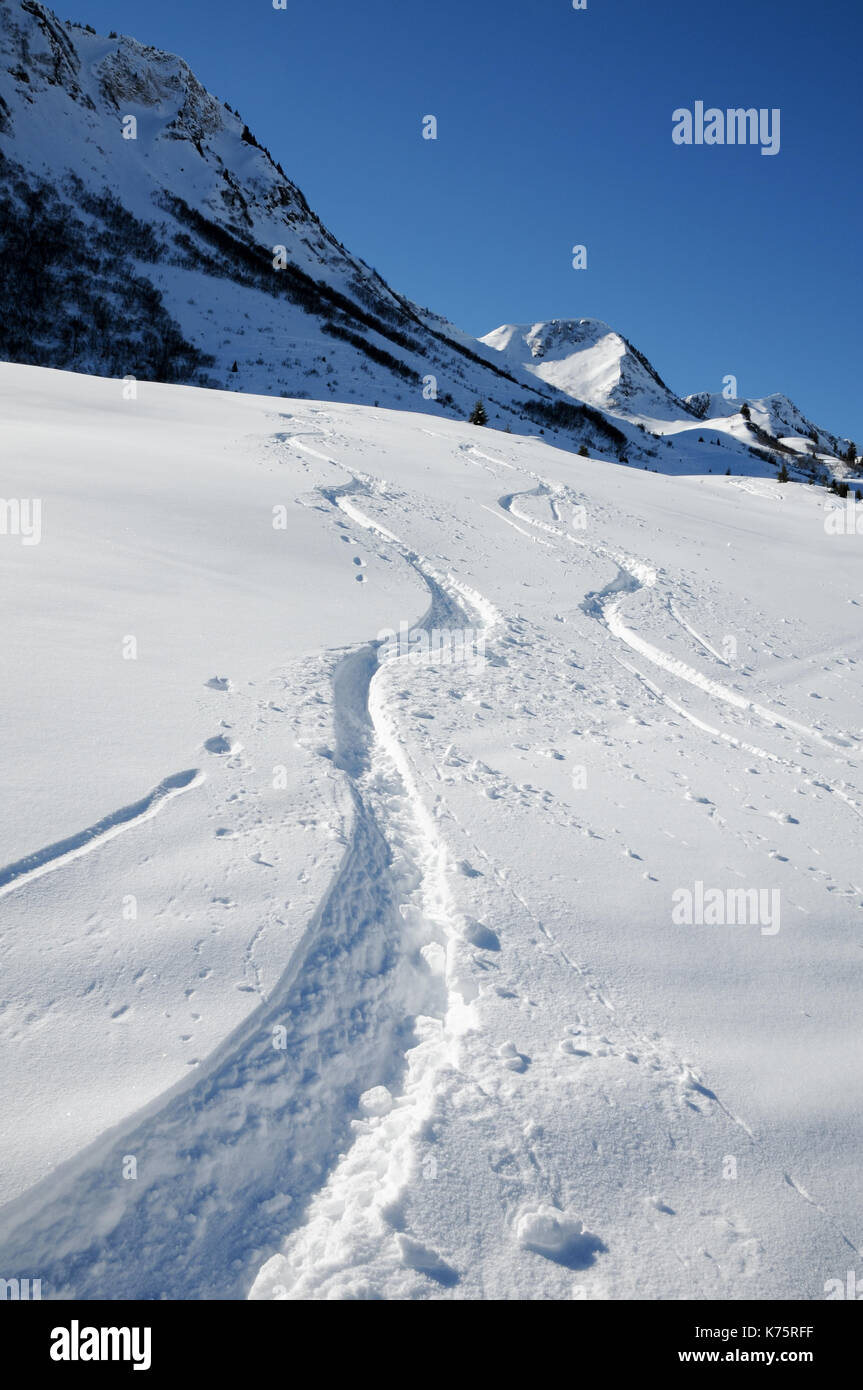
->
[[457, 860, 483, 878], [396, 1235, 459, 1287], [204, 735, 241, 755], [205, 676, 232, 692], [463, 918, 500, 951], [646, 1196, 676, 1216]]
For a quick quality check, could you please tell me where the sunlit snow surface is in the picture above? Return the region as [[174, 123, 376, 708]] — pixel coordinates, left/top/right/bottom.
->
[[0, 363, 861, 1300]]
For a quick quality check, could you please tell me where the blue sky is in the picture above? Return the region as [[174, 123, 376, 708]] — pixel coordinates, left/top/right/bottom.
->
[[70, 0, 862, 441]]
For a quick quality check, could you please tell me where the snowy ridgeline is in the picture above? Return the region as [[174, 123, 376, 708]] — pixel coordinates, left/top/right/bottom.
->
[[0, 0, 857, 482], [0, 362, 861, 1300]]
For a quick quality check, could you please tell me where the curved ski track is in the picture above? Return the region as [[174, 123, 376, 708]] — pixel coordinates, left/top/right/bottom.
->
[[0, 459, 499, 1300], [2, 432, 860, 1298]]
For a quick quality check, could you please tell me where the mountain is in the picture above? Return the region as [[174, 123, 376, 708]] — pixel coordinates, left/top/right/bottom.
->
[[0, 0, 632, 459], [1, 4, 862, 1309], [685, 389, 857, 466], [0, 1, 856, 484], [481, 320, 858, 477], [480, 318, 696, 424]]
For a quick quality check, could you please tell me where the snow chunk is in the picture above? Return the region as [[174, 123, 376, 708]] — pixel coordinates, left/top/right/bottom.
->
[[514, 1202, 604, 1267], [358, 1085, 393, 1118]]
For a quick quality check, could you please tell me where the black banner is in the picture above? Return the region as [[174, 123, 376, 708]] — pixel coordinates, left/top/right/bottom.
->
[[6, 1298, 857, 1376]]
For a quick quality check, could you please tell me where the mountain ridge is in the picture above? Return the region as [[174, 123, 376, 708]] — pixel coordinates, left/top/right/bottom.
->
[[0, 1, 856, 480]]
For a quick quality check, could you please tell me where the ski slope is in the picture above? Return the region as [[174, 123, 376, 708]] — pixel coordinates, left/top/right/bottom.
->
[[0, 362, 861, 1300]]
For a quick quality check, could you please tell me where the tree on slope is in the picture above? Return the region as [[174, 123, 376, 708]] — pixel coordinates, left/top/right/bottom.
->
[[469, 399, 488, 427]]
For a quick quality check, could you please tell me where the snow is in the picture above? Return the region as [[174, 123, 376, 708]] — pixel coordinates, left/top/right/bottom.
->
[[1, 361, 861, 1301], [481, 319, 695, 424], [0, 1, 558, 423], [513, 1204, 602, 1265], [2, 0, 853, 502], [482, 322, 854, 474]]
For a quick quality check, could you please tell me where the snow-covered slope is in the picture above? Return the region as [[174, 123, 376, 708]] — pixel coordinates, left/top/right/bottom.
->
[[1, 361, 861, 1301]]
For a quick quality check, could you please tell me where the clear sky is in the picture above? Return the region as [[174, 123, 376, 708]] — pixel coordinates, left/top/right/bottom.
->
[[68, 0, 862, 442]]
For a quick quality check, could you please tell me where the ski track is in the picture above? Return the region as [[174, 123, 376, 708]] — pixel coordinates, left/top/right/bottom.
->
[[494, 477, 863, 827], [668, 599, 731, 666], [473, 455, 863, 1255], [0, 770, 205, 900], [249, 463, 506, 1298], [254, 443, 830, 1296], [321, 439, 863, 1247], [3, 427, 860, 1297], [0, 450, 499, 1300]]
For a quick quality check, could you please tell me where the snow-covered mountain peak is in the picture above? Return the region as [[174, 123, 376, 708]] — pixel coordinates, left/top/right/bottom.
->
[[685, 389, 855, 463], [481, 317, 695, 424], [2, 2, 208, 121], [95, 40, 222, 131], [486, 318, 615, 362]]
